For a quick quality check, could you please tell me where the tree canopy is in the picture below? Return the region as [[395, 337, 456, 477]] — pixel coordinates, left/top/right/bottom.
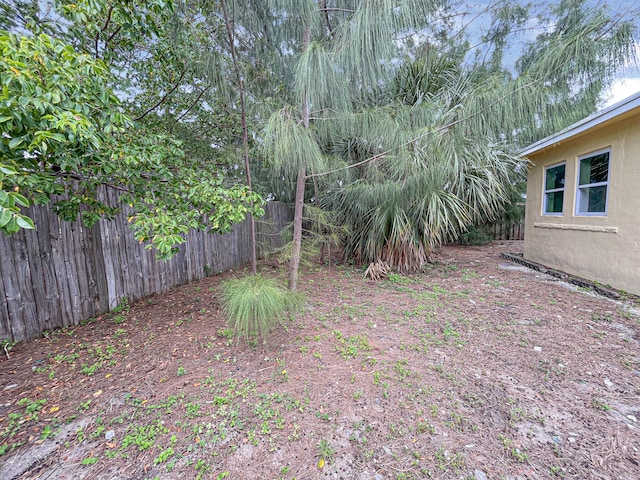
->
[[0, 1, 263, 258], [1, 0, 637, 271], [231, 0, 638, 276]]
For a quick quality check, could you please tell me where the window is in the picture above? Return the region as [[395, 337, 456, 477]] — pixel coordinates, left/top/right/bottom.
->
[[576, 149, 609, 215], [543, 163, 565, 215]]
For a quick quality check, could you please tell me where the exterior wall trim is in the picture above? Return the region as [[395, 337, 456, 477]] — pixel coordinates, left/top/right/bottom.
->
[[533, 222, 618, 233]]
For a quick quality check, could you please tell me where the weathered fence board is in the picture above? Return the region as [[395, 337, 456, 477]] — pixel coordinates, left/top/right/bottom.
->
[[0, 199, 291, 342], [490, 219, 525, 241], [0, 242, 25, 341], [0, 265, 10, 339]]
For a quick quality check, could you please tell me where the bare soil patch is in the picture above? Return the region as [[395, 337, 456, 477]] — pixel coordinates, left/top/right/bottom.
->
[[1, 241, 639, 479]]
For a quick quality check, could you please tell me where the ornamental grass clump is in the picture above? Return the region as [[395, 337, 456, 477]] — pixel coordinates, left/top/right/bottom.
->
[[220, 274, 305, 343]]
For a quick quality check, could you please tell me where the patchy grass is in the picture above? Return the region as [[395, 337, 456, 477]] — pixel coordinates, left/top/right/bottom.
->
[[1, 242, 639, 479]]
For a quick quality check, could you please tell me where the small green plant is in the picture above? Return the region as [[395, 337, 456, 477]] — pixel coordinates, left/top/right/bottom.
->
[[153, 446, 175, 465], [500, 435, 529, 462], [177, 366, 187, 377], [460, 268, 480, 281], [121, 422, 167, 452], [386, 272, 412, 284], [317, 438, 336, 464], [40, 424, 56, 440], [394, 359, 411, 379], [416, 419, 435, 434], [194, 459, 211, 479], [185, 402, 201, 418], [220, 274, 305, 343], [1, 339, 17, 359], [434, 447, 465, 471], [2, 397, 48, 442], [509, 406, 528, 425], [81, 456, 99, 465], [112, 298, 129, 314], [591, 398, 612, 411], [273, 357, 289, 382], [217, 328, 234, 339]]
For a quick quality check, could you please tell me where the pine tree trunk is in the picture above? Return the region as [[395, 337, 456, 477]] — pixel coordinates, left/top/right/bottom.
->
[[288, 164, 306, 290], [288, 25, 312, 290]]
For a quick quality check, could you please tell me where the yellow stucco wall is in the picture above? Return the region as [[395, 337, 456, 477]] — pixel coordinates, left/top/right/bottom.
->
[[524, 111, 640, 296]]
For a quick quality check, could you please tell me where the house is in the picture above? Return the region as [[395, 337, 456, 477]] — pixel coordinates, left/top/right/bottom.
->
[[521, 91, 640, 296]]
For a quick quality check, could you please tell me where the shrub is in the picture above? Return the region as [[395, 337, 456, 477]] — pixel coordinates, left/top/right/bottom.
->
[[459, 225, 493, 246], [220, 274, 305, 343]]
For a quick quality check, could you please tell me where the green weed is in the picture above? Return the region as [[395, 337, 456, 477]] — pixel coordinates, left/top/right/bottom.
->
[[591, 398, 612, 411], [317, 438, 336, 463]]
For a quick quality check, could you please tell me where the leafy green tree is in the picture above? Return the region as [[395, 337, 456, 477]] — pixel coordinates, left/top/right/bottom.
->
[[0, 29, 263, 257]]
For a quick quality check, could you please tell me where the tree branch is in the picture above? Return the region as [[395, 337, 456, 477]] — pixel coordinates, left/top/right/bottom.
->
[[316, 7, 355, 13], [306, 76, 544, 181], [134, 69, 187, 121], [104, 25, 122, 52], [95, 4, 115, 59], [318, 0, 334, 36], [221, 0, 258, 273], [169, 85, 210, 133]]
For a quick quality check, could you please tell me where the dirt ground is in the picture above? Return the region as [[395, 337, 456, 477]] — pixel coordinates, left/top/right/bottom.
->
[[1, 241, 639, 480]]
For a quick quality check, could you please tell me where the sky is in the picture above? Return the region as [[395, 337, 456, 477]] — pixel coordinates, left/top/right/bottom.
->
[[462, 0, 640, 108], [594, 0, 640, 106], [603, 0, 640, 106], [605, 77, 640, 106]]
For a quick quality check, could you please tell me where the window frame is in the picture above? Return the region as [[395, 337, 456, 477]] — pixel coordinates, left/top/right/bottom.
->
[[575, 148, 610, 217], [542, 161, 566, 216]]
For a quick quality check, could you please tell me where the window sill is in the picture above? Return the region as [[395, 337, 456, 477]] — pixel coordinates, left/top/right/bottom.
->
[[533, 222, 618, 233]]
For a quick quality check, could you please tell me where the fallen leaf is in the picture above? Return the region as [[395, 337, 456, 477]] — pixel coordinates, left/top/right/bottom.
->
[[318, 458, 325, 469], [105, 373, 112, 379], [49, 406, 60, 414], [106, 442, 116, 449], [93, 390, 102, 397]]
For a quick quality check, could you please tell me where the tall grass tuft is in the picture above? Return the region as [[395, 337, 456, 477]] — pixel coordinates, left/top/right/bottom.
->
[[220, 274, 305, 343]]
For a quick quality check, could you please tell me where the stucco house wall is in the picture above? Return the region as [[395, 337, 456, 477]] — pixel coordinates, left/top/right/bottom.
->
[[523, 97, 640, 296]]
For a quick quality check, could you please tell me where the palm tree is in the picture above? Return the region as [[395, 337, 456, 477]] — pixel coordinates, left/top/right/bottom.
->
[[209, 0, 637, 279]]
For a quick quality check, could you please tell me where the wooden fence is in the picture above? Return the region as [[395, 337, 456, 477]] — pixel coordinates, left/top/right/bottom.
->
[[487, 218, 525, 241], [0, 198, 291, 342]]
